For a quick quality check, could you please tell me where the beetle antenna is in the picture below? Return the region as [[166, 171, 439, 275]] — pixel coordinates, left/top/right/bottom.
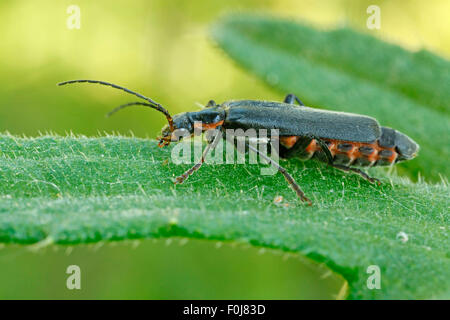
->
[[58, 79, 174, 131], [106, 102, 160, 118]]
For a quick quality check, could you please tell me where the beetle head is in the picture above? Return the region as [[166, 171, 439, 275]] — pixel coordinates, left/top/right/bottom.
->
[[158, 112, 194, 147]]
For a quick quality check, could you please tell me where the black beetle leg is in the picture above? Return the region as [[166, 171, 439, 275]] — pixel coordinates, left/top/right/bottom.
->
[[205, 100, 217, 108], [245, 142, 312, 205], [307, 135, 333, 164], [174, 128, 222, 185], [283, 94, 305, 106], [329, 164, 381, 185]]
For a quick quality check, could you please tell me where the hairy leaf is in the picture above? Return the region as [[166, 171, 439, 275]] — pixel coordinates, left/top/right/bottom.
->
[[0, 134, 448, 299]]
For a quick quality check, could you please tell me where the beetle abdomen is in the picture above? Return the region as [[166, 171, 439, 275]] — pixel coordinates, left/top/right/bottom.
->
[[279, 132, 417, 167], [378, 127, 419, 161], [315, 139, 397, 167]]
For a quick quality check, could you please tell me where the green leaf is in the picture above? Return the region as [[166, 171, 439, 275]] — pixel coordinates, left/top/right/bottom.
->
[[0, 134, 448, 299], [211, 14, 450, 182]]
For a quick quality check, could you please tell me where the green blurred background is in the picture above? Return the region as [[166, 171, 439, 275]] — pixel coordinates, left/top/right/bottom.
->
[[0, 0, 448, 299]]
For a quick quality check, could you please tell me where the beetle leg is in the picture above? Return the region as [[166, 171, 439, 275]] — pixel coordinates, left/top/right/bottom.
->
[[283, 94, 305, 106], [307, 135, 334, 164], [245, 142, 312, 205], [329, 164, 381, 185], [174, 128, 222, 185], [205, 100, 217, 108]]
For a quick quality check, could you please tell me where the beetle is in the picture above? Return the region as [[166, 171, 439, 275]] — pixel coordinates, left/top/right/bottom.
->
[[58, 79, 419, 205]]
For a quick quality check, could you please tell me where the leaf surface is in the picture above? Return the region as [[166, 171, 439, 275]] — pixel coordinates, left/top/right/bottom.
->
[[0, 134, 448, 299]]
